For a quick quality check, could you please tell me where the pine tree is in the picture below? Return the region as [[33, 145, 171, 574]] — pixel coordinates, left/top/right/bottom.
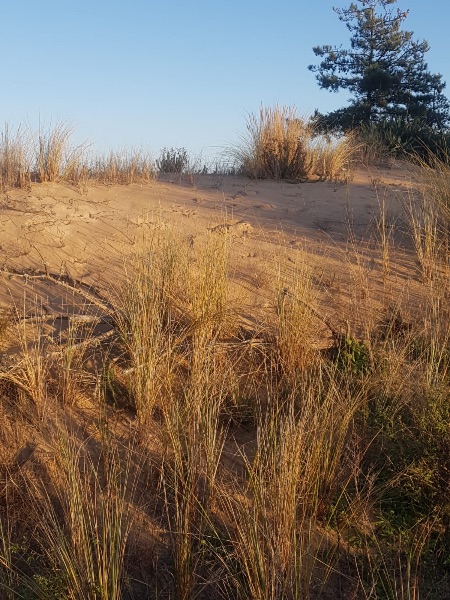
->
[[309, 0, 450, 131]]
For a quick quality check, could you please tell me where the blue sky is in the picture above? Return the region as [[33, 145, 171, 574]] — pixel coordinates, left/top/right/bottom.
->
[[1, 0, 449, 161]]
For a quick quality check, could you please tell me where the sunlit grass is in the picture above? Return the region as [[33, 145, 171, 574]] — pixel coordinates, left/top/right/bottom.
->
[[0, 128, 449, 599]]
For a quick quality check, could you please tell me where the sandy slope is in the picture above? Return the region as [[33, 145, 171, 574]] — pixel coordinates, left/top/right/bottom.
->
[[0, 163, 422, 351]]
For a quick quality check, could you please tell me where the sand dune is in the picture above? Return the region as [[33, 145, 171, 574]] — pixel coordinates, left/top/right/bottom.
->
[[0, 163, 420, 352]]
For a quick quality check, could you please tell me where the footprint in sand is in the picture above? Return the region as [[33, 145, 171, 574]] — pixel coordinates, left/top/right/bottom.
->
[[208, 221, 253, 236], [253, 203, 275, 210]]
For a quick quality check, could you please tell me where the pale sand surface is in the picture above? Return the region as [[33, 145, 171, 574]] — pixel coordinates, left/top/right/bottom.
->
[[0, 163, 423, 352]]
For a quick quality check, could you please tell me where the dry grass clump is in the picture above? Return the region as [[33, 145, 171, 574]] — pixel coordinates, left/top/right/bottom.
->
[[89, 149, 154, 185], [221, 367, 362, 600], [417, 155, 450, 239], [36, 122, 80, 183], [162, 348, 227, 600], [230, 105, 357, 181], [112, 233, 182, 426], [0, 122, 155, 191], [33, 427, 134, 600], [276, 261, 319, 381], [231, 105, 314, 180], [0, 125, 32, 191], [310, 132, 358, 181], [402, 157, 450, 283], [3, 319, 52, 414]]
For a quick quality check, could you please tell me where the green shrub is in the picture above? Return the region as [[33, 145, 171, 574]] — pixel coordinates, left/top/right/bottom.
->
[[336, 334, 371, 375], [357, 119, 450, 163]]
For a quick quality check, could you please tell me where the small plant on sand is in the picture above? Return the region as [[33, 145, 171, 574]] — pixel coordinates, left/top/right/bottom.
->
[[336, 333, 371, 376]]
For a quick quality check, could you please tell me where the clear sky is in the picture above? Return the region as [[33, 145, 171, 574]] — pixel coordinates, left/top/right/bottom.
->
[[1, 0, 449, 162]]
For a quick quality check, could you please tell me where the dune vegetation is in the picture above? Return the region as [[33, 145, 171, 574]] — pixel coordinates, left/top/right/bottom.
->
[[0, 109, 449, 600]]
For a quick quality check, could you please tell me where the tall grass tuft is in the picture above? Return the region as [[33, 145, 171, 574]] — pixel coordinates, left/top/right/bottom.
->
[[310, 132, 358, 181], [229, 105, 357, 181], [36, 121, 77, 183], [34, 425, 134, 600], [2, 316, 51, 415], [231, 105, 314, 180], [162, 234, 230, 600], [221, 366, 362, 600], [403, 158, 450, 399], [416, 155, 450, 247], [276, 261, 318, 381], [0, 125, 32, 190], [113, 233, 181, 425], [91, 148, 154, 185]]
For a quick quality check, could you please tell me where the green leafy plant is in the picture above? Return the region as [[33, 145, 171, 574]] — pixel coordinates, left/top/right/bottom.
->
[[336, 334, 371, 375]]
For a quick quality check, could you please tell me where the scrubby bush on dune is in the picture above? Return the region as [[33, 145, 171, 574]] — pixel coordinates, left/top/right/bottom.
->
[[232, 105, 313, 180], [156, 146, 190, 174]]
